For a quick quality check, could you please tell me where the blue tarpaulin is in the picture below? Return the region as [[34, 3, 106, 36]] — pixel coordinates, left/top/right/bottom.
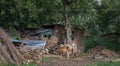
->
[[11, 39, 46, 47]]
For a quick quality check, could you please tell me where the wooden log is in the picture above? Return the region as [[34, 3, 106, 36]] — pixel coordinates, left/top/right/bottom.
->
[[0, 41, 14, 64], [0, 27, 25, 65]]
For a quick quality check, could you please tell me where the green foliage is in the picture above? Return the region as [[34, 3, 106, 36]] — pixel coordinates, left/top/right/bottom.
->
[[102, 37, 120, 52], [69, 0, 99, 30], [85, 36, 120, 53], [0, 63, 17, 66], [0, 0, 63, 29], [0, 0, 119, 32], [0, 0, 99, 29], [85, 0, 120, 52], [23, 63, 38, 66], [97, 0, 120, 33], [85, 36, 104, 52], [87, 61, 120, 66], [7, 27, 21, 39]]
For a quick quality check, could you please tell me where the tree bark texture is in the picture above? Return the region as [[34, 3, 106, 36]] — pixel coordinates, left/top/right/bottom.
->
[[62, 0, 72, 44]]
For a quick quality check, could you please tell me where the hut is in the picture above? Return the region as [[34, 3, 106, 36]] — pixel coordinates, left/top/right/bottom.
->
[[21, 24, 85, 53]]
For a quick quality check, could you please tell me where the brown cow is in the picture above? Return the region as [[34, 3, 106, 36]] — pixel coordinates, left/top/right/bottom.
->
[[58, 40, 78, 59]]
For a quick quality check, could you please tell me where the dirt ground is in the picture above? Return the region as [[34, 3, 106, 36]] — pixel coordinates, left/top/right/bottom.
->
[[37, 46, 120, 66], [39, 55, 98, 66]]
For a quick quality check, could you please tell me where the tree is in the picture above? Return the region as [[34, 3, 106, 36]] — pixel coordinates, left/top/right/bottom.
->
[[96, 0, 120, 36], [0, 0, 62, 29], [84, 0, 120, 51], [62, 0, 73, 44]]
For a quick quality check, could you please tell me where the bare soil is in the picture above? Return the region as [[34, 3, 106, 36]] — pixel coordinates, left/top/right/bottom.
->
[[38, 46, 120, 66], [39, 55, 97, 66]]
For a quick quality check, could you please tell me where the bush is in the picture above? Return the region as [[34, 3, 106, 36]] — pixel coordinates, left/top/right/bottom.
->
[[7, 27, 21, 40], [85, 36, 104, 52], [85, 36, 120, 53]]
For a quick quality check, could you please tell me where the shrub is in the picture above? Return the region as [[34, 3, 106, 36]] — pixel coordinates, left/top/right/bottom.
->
[[85, 36, 120, 53]]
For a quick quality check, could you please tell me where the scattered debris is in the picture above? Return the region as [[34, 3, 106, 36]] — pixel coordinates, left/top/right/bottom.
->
[[86, 46, 120, 60], [17, 42, 43, 64], [44, 36, 58, 54]]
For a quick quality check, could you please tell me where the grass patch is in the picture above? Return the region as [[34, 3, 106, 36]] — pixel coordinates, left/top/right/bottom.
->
[[0, 63, 38, 66], [23, 63, 38, 66], [87, 61, 120, 66], [42, 57, 51, 62], [0, 63, 17, 66], [0, 57, 51, 66]]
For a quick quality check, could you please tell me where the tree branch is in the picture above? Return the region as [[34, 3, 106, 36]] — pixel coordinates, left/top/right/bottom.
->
[[101, 33, 120, 37]]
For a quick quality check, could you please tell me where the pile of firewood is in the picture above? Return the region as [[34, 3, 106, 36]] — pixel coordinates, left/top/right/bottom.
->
[[22, 49, 43, 64], [0, 27, 25, 65], [0, 27, 43, 65], [44, 36, 59, 54], [17, 42, 43, 64], [86, 46, 120, 59]]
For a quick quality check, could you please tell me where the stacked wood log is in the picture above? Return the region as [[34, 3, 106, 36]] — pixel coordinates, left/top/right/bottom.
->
[[44, 36, 58, 54], [23, 49, 43, 64], [17, 39, 43, 64], [0, 27, 25, 65]]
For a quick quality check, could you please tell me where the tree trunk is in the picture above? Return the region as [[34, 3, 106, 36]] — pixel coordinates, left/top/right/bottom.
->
[[62, 1, 72, 44], [62, 0, 85, 54], [0, 41, 14, 64]]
